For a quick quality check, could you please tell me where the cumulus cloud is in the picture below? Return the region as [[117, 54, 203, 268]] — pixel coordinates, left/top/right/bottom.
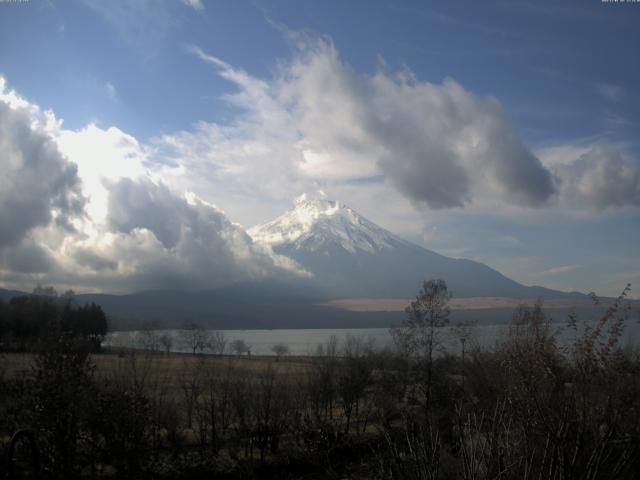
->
[[367, 76, 554, 208], [180, 37, 640, 217], [554, 146, 640, 210], [3, 174, 307, 293], [0, 101, 84, 247], [69, 247, 118, 272], [57, 123, 149, 222], [0, 78, 305, 293], [107, 178, 187, 249], [93, 177, 305, 290], [173, 38, 555, 210]]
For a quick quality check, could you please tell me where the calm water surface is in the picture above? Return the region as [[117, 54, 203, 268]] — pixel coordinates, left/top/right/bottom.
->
[[105, 321, 640, 356]]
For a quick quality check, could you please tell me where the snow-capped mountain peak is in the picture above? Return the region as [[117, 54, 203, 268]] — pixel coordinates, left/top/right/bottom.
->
[[249, 196, 405, 254], [247, 195, 569, 299]]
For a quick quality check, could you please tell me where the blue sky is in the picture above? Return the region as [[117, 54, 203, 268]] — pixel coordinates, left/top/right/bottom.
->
[[3, 1, 639, 143], [0, 0, 639, 296]]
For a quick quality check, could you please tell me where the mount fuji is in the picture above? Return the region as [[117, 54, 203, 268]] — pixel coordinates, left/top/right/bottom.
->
[[250, 196, 576, 300]]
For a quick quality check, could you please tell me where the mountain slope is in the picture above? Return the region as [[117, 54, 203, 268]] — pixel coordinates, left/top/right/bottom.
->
[[249, 197, 579, 299]]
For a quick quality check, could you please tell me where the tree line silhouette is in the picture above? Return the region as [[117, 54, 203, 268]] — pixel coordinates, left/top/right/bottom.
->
[[0, 286, 108, 352]]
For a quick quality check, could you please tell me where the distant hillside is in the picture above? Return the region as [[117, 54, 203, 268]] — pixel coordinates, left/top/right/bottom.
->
[[0, 286, 619, 331], [0, 288, 26, 302]]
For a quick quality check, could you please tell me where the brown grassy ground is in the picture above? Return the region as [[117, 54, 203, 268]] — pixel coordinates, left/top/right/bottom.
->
[[1, 349, 313, 391]]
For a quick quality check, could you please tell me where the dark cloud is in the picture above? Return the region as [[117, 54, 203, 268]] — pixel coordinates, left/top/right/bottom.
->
[[365, 79, 555, 209], [107, 178, 186, 249], [2, 242, 53, 274], [378, 147, 471, 209], [0, 102, 84, 247], [71, 248, 118, 272]]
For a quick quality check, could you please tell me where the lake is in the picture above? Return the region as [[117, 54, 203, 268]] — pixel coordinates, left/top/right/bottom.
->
[[104, 320, 640, 356]]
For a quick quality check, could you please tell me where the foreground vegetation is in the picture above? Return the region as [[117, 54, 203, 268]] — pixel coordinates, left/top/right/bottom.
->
[[1, 281, 639, 479]]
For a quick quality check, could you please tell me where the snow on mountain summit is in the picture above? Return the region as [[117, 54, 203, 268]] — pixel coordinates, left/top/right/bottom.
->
[[248, 196, 406, 254]]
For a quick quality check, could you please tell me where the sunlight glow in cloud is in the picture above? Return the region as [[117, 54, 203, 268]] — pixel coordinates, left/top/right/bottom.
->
[[0, 77, 306, 293]]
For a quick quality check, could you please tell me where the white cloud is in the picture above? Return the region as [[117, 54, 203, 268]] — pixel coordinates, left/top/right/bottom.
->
[[0, 97, 84, 247], [181, 0, 204, 12], [535, 142, 595, 168], [553, 146, 640, 210], [0, 77, 305, 293], [105, 81, 117, 100], [174, 38, 640, 224], [84, 177, 305, 291], [495, 235, 524, 247], [177, 37, 555, 212], [56, 123, 149, 222], [535, 264, 582, 277], [0, 77, 62, 134]]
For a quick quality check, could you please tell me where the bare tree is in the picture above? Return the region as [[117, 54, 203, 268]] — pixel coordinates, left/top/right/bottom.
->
[[231, 338, 250, 357], [271, 343, 289, 360], [180, 321, 210, 355], [159, 333, 173, 354], [209, 331, 227, 356], [391, 279, 450, 414], [137, 320, 161, 353]]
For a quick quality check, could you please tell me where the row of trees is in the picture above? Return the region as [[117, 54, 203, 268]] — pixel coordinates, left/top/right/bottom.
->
[[135, 321, 290, 358], [0, 287, 108, 352], [1, 280, 638, 479]]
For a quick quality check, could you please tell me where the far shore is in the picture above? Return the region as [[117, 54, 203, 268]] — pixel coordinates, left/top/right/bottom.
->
[[319, 296, 618, 312]]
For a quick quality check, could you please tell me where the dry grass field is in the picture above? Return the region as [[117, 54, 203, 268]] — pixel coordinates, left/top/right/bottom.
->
[[1, 350, 314, 408]]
